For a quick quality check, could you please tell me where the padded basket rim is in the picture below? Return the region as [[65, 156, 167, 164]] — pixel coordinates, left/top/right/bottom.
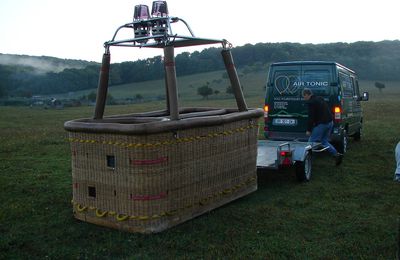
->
[[64, 107, 263, 135]]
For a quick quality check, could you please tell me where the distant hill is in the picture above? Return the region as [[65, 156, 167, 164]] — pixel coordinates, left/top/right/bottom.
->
[[0, 54, 99, 97], [0, 54, 98, 73], [1, 40, 399, 98]]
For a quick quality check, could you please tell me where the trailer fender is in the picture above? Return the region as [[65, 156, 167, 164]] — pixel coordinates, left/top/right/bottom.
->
[[292, 144, 313, 162]]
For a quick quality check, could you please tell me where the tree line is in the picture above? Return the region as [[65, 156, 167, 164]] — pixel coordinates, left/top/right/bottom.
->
[[1, 40, 399, 98]]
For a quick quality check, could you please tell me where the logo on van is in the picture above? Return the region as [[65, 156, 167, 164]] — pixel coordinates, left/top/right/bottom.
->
[[275, 75, 329, 95], [274, 75, 300, 95]]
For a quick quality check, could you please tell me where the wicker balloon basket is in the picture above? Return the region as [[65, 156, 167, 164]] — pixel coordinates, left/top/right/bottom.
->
[[64, 8, 263, 233], [65, 108, 261, 233]]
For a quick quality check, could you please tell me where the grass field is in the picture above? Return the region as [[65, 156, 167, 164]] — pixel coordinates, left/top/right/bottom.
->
[[1, 74, 400, 258]]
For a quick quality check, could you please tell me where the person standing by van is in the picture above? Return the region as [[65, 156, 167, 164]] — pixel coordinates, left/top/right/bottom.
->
[[395, 141, 400, 181], [302, 88, 343, 166]]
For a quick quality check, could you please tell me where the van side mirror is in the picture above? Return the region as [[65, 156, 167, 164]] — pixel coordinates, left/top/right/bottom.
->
[[361, 92, 369, 101]]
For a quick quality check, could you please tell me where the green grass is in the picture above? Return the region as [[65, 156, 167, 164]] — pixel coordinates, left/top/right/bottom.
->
[[1, 74, 400, 258]]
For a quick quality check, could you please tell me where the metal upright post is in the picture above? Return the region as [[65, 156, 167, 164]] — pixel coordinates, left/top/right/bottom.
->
[[164, 66, 170, 115], [93, 51, 111, 119], [221, 49, 248, 112], [163, 45, 179, 120]]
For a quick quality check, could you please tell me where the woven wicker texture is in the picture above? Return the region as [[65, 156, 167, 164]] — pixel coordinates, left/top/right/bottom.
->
[[68, 117, 259, 233]]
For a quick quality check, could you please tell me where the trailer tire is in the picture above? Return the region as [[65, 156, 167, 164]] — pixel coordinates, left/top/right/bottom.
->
[[295, 152, 312, 182], [353, 127, 361, 141]]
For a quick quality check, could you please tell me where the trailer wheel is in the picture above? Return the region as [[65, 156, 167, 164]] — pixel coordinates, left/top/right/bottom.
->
[[354, 127, 361, 141], [295, 152, 312, 182]]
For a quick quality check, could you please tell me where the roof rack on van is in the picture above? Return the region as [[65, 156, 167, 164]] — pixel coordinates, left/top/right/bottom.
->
[[271, 61, 355, 73]]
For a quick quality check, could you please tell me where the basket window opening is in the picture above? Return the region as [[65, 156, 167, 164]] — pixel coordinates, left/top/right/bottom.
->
[[107, 155, 115, 169], [88, 186, 96, 198]]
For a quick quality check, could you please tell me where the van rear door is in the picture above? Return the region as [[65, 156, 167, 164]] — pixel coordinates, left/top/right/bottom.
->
[[265, 64, 334, 141]]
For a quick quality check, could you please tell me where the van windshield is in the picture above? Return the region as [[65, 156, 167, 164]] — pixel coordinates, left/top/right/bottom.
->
[[272, 69, 331, 96]]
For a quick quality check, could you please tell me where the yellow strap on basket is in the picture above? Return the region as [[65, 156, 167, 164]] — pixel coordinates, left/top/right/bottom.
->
[[199, 198, 209, 206], [151, 214, 161, 219], [116, 214, 129, 221], [222, 189, 232, 194], [76, 204, 87, 212], [71, 176, 256, 221], [95, 209, 107, 217], [138, 215, 149, 221]]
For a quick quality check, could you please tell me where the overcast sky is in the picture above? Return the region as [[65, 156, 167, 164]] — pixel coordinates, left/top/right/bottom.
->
[[1, 0, 399, 63]]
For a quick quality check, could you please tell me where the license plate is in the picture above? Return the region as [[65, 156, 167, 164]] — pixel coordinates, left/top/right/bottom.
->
[[272, 118, 297, 126]]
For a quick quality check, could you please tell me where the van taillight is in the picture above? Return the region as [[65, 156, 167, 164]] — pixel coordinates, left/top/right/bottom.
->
[[264, 105, 269, 131], [334, 106, 341, 122], [264, 105, 269, 119]]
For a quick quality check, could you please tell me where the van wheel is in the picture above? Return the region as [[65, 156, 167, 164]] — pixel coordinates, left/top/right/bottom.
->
[[354, 127, 361, 141], [295, 152, 312, 182], [336, 130, 348, 154]]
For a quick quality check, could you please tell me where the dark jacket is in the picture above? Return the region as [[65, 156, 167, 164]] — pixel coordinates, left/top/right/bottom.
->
[[306, 95, 332, 131]]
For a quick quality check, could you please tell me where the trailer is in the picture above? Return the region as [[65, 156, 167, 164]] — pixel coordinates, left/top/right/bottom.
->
[[257, 140, 328, 182]]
